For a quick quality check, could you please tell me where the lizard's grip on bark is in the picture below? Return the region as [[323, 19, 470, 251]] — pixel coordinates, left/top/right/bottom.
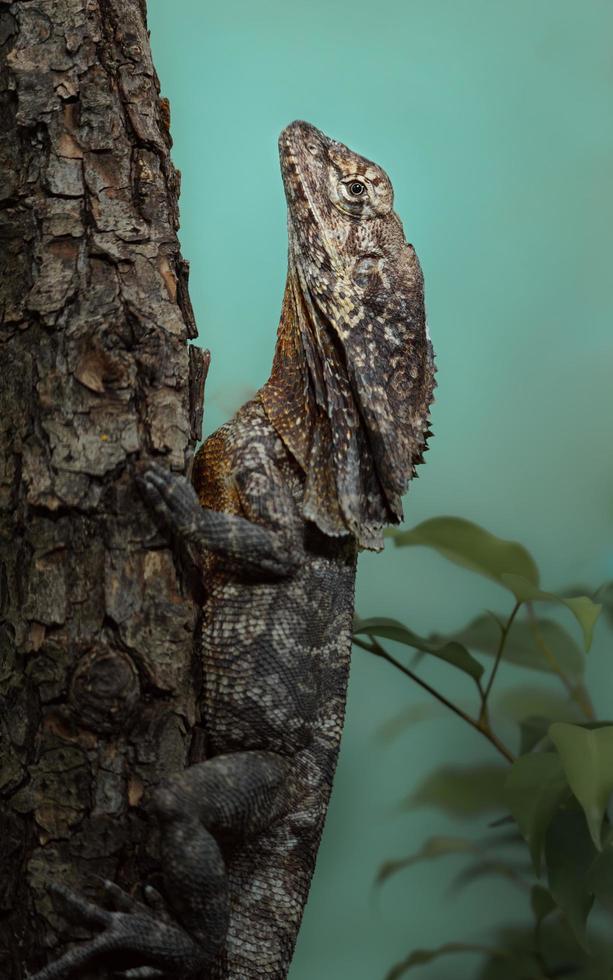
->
[[28, 881, 204, 980], [139, 463, 301, 577]]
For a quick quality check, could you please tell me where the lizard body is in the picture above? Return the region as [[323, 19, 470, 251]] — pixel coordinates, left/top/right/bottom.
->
[[31, 121, 435, 980]]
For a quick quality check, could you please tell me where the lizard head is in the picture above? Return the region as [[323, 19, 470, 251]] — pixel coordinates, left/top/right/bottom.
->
[[277, 120, 422, 299], [262, 121, 435, 549], [279, 119, 395, 232]]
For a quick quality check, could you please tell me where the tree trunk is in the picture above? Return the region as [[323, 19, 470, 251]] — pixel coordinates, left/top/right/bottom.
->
[[0, 1, 206, 975]]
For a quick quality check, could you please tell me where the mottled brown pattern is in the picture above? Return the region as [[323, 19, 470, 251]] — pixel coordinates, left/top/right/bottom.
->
[[193, 430, 242, 517], [30, 122, 434, 980]]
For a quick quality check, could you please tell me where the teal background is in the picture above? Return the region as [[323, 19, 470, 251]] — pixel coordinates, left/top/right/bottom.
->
[[148, 2, 613, 977]]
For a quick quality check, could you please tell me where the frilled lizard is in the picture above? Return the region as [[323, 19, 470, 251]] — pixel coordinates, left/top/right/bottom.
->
[[31, 121, 435, 980]]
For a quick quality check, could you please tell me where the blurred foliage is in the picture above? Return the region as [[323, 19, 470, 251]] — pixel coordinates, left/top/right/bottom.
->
[[353, 517, 613, 979]]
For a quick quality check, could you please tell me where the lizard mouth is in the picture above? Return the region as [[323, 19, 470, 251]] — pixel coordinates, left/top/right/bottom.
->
[[278, 121, 331, 203]]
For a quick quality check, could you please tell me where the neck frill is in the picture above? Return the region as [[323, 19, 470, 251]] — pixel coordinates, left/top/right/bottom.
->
[[259, 271, 435, 552]]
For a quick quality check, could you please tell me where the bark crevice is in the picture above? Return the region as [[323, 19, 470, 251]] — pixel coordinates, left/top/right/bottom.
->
[[0, 1, 205, 975]]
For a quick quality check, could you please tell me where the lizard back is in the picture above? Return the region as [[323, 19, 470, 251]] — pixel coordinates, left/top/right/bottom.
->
[[193, 398, 357, 976]]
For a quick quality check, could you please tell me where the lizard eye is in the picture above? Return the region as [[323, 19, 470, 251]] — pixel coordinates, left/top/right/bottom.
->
[[334, 175, 375, 217]]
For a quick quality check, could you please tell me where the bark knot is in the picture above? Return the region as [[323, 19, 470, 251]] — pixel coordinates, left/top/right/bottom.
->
[[69, 645, 140, 733]]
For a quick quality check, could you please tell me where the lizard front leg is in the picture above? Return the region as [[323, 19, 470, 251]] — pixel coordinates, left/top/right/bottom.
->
[[30, 752, 291, 980], [139, 463, 301, 577]]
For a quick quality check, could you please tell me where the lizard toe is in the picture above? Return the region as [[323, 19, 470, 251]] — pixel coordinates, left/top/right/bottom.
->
[[112, 968, 166, 979], [30, 883, 207, 980]]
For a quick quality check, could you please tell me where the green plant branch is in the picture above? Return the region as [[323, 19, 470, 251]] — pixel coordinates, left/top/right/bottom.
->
[[354, 635, 515, 763], [479, 600, 522, 722]]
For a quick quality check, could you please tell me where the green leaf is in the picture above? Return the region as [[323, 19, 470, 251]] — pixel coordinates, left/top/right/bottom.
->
[[594, 581, 613, 628], [487, 815, 516, 828], [353, 616, 484, 682], [440, 615, 584, 678], [545, 808, 596, 947], [530, 884, 556, 926], [549, 723, 613, 849], [561, 597, 602, 651], [483, 827, 526, 847], [407, 764, 508, 817], [376, 836, 476, 886], [586, 838, 613, 917], [566, 581, 613, 629], [504, 753, 569, 874], [477, 921, 613, 980], [390, 516, 540, 589], [450, 858, 529, 894], [497, 685, 587, 724], [496, 686, 586, 754], [527, 719, 613, 758], [500, 574, 601, 651], [385, 943, 506, 980], [518, 717, 553, 755]]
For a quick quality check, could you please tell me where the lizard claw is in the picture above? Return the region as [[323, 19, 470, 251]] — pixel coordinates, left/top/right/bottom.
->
[[93, 877, 148, 916], [142, 883, 167, 913], [113, 969, 166, 979], [137, 463, 203, 543], [50, 880, 113, 929], [28, 880, 206, 980], [99, 880, 173, 976]]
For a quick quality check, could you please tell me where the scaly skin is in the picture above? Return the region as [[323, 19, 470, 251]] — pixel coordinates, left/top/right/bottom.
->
[[31, 121, 435, 980]]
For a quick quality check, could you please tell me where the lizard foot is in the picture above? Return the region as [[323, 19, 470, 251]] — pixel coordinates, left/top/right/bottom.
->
[[28, 880, 206, 980], [137, 463, 204, 543]]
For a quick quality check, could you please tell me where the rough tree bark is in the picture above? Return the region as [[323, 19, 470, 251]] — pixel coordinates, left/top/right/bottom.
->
[[0, 1, 207, 975]]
